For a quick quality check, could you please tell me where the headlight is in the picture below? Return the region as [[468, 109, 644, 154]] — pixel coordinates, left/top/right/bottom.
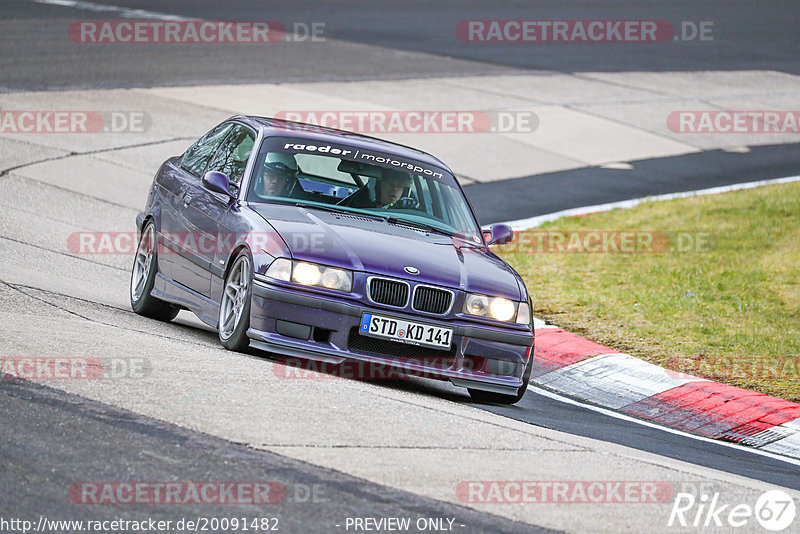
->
[[265, 258, 291, 281], [490, 297, 516, 322], [464, 294, 489, 316], [464, 293, 519, 322], [516, 301, 531, 325], [320, 267, 350, 290], [292, 262, 322, 286], [264, 258, 352, 292]]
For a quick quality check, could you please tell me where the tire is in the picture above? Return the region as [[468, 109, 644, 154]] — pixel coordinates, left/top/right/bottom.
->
[[468, 352, 533, 405], [218, 251, 253, 351], [130, 221, 179, 321]]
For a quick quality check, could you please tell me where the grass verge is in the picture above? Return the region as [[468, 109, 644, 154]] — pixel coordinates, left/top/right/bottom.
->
[[495, 181, 800, 402]]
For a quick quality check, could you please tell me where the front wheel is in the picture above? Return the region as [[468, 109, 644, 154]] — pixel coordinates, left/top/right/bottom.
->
[[130, 222, 179, 321], [218, 251, 253, 351], [468, 352, 533, 405]]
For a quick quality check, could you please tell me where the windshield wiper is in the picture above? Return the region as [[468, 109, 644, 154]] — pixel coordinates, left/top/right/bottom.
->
[[293, 203, 454, 235], [295, 202, 383, 220], [254, 198, 297, 206], [295, 202, 348, 214], [385, 217, 454, 236]]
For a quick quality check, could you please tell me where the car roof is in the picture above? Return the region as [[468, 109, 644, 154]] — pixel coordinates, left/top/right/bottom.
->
[[230, 115, 455, 174]]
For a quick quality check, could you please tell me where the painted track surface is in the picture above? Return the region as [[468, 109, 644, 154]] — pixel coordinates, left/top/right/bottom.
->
[[527, 326, 800, 466]]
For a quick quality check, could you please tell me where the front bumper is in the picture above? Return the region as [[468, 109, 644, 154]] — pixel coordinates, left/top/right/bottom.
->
[[248, 280, 534, 395]]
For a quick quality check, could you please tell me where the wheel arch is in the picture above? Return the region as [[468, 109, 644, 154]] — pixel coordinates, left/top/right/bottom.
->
[[223, 243, 254, 282], [140, 214, 156, 231]]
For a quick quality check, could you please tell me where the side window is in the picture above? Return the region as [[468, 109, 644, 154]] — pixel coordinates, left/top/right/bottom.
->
[[205, 125, 256, 184], [416, 176, 433, 214], [423, 178, 445, 219], [181, 123, 234, 177]]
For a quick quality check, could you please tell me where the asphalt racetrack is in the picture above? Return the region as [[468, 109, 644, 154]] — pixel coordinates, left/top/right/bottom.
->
[[2, 1, 800, 533]]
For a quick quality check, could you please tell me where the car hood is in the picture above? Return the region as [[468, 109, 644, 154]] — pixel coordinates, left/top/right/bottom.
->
[[250, 204, 522, 300]]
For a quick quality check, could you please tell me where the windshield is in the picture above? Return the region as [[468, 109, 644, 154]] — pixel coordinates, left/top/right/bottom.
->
[[246, 136, 482, 237]]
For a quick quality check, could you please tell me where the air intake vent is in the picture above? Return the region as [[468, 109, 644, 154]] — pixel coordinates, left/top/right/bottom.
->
[[412, 286, 453, 314], [348, 328, 456, 361], [336, 213, 377, 222], [389, 221, 428, 234], [368, 278, 409, 307]]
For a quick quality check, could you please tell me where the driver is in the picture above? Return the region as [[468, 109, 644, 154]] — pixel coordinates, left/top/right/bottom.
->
[[361, 169, 413, 209], [257, 153, 299, 198]]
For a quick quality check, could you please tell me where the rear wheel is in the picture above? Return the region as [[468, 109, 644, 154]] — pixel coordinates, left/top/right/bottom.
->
[[218, 251, 252, 351], [468, 352, 533, 405], [130, 222, 179, 321]]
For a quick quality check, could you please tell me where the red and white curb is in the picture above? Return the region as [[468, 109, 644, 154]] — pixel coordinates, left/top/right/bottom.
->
[[530, 322, 800, 460]]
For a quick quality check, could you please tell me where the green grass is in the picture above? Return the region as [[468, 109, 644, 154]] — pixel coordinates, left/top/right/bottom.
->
[[495, 181, 800, 402]]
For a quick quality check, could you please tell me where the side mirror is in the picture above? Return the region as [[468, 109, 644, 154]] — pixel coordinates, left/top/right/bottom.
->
[[202, 170, 235, 198], [483, 224, 514, 246]]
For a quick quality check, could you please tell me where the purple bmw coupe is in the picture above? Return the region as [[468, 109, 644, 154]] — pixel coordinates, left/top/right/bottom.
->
[[131, 116, 534, 404]]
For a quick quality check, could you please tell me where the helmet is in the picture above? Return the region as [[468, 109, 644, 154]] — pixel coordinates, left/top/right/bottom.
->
[[265, 152, 299, 170], [381, 168, 411, 183]]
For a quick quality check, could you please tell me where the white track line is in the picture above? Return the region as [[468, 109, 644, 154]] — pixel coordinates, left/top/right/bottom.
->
[[31, 0, 196, 21], [502, 174, 800, 230], [530, 384, 800, 468]]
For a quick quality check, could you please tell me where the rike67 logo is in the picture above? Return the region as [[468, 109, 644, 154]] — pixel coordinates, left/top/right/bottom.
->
[[669, 489, 796, 531]]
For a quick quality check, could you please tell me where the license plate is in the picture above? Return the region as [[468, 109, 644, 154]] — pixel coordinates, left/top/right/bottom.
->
[[359, 313, 452, 350]]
